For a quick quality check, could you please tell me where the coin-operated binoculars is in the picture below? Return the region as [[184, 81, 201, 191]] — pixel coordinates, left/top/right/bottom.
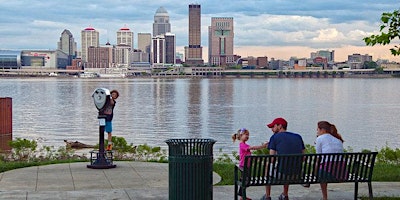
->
[[87, 88, 116, 169]]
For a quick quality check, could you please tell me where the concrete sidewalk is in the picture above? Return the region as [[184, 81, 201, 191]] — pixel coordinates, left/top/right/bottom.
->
[[0, 161, 398, 200]]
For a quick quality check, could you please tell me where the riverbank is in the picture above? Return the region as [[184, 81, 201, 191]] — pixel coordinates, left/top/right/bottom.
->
[[1, 68, 400, 79], [0, 72, 397, 79]]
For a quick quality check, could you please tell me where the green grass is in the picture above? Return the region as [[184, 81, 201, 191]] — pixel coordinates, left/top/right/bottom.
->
[[213, 162, 236, 185], [373, 164, 400, 181]]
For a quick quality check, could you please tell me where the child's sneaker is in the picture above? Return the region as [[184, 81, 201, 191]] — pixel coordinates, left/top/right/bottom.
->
[[278, 193, 289, 200], [260, 194, 271, 200], [106, 143, 112, 151]]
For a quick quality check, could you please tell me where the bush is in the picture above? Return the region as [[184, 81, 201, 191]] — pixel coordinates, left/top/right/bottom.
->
[[376, 145, 400, 165], [8, 138, 37, 161]]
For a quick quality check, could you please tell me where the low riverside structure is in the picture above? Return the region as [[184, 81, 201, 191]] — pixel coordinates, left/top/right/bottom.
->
[[1, 68, 400, 78]]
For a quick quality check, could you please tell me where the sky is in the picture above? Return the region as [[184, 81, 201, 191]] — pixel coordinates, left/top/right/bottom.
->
[[1, 0, 400, 62]]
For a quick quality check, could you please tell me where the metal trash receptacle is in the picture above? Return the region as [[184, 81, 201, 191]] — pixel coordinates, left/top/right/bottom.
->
[[165, 138, 216, 200]]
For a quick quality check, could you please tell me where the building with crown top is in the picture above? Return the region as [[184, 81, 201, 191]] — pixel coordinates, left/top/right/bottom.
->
[[153, 7, 171, 37], [117, 26, 133, 49], [81, 26, 99, 62]]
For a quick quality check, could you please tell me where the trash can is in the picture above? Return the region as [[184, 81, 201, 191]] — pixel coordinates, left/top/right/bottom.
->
[[165, 138, 216, 200]]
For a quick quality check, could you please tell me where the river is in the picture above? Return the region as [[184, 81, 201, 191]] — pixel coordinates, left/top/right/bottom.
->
[[0, 77, 399, 155]]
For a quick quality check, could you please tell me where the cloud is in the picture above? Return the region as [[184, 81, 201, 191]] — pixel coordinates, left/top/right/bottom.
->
[[0, 0, 399, 62]]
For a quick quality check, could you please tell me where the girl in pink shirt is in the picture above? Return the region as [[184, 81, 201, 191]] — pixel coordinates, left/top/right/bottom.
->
[[232, 128, 267, 200]]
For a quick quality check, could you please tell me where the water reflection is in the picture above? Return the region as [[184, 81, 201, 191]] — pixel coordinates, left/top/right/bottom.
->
[[0, 78, 399, 155]]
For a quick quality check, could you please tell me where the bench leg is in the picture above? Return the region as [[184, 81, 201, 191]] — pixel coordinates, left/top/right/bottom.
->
[[234, 167, 238, 200], [354, 182, 358, 200], [234, 184, 238, 200], [368, 182, 373, 200]]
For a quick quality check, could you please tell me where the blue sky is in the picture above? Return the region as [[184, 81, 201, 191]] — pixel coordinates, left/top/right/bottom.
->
[[1, 0, 399, 62]]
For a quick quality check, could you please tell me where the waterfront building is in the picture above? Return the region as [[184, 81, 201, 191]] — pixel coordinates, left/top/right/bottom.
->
[[175, 52, 183, 64], [138, 33, 152, 54], [310, 50, 334, 69], [153, 7, 171, 37], [86, 44, 113, 68], [57, 29, 77, 65], [21, 50, 68, 69], [185, 4, 204, 66], [132, 49, 150, 63], [236, 56, 268, 69], [116, 26, 134, 49], [0, 50, 21, 69], [81, 26, 99, 62], [137, 33, 152, 63], [347, 53, 372, 69], [152, 35, 165, 66], [311, 50, 335, 63], [208, 17, 234, 67], [257, 57, 268, 68], [269, 58, 288, 70], [151, 33, 176, 66], [114, 44, 132, 68], [165, 33, 176, 65]]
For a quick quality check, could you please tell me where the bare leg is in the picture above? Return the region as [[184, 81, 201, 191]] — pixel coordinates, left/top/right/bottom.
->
[[265, 185, 271, 198], [283, 184, 289, 196], [108, 132, 112, 143], [320, 183, 328, 200], [107, 132, 113, 150]]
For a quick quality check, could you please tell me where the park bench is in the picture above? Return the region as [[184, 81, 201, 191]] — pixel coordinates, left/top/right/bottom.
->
[[234, 152, 378, 200]]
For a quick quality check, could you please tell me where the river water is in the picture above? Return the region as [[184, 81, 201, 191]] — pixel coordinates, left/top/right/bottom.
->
[[0, 77, 399, 155]]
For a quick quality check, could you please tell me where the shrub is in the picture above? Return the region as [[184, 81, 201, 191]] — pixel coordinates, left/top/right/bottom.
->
[[376, 145, 400, 165], [8, 138, 37, 161]]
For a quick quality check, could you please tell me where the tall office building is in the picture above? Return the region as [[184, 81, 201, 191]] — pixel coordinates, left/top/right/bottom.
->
[[152, 35, 165, 65], [165, 33, 176, 64], [208, 17, 234, 67], [153, 7, 171, 36], [86, 45, 113, 68], [137, 33, 152, 63], [185, 4, 203, 66], [138, 33, 152, 53], [116, 26, 133, 49], [58, 29, 77, 63], [81, 26, 99, 62]]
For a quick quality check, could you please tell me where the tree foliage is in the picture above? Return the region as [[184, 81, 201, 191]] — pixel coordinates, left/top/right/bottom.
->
[[363, 61, 378, 69], [363, 10, 400, 56]]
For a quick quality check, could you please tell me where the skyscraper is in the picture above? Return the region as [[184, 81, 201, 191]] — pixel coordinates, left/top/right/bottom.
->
[[208, 17, 234, 67], [137, 33, 152, 63], [138, 33, 152, 54], [58, 29, 77, 65], [185, 4, 203, 66], [116, 26, 133, 49], [153, 7, 171, 37], [165, 33, 176, 64], [152, 35, 165, 65], [81, 26, 99, 62]]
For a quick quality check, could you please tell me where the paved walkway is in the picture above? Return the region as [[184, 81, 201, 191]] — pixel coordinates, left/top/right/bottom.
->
[[0, 161, 399, 199]]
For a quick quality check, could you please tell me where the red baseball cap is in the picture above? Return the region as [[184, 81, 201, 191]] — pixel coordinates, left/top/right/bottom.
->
[[267, 117, 287, 128]]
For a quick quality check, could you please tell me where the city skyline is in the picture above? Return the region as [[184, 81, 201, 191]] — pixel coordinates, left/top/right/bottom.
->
[[1, 1, 400, 62]]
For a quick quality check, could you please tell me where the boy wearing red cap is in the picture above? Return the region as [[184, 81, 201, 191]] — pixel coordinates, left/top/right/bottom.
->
[[261, 117, 305, 200]]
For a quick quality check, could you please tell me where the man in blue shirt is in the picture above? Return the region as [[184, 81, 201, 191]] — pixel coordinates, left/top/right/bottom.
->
[[261, 117, 305, 200]]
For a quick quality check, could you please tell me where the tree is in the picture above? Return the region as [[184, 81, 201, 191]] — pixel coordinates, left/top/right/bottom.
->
[[363, 61, 378, 69], [363, 10, 400, 56]]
